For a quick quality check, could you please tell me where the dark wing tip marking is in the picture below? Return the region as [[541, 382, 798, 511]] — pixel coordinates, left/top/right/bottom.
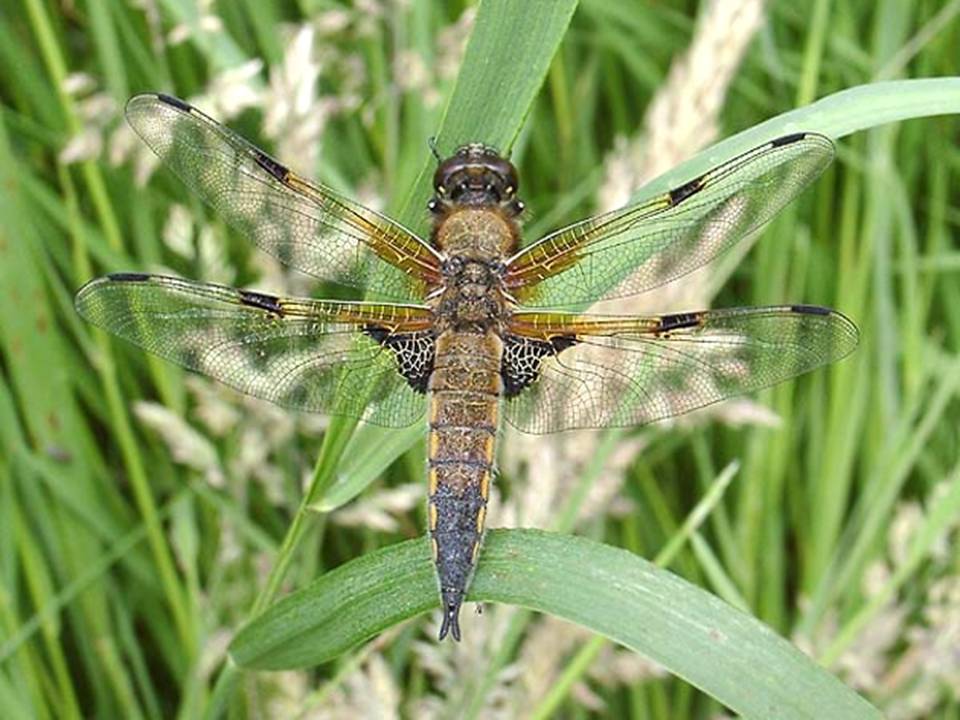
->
[[155, 93, 193, 112], [770, 132, 809, 147], [790, 303, 831, 316], [107, 272, 151, 283], [239, 289, 284, 315], [658, 312, 703, 332], [668, 177, 703, 205]]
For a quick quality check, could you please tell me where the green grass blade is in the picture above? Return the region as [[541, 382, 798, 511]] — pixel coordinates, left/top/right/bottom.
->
[[639, 78, 960, 200], [395, 0, 580, 228], [820, 460, 960, 667], [157, 0, 255, 73], [230, 529, 880, 718], [311, 423, 425, 513]]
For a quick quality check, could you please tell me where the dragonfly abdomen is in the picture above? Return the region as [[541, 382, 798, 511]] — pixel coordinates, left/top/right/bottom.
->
[[427, 330, 503, 641]]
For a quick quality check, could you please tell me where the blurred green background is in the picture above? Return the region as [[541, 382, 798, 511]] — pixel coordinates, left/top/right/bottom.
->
[[1, 0, 959, 717]]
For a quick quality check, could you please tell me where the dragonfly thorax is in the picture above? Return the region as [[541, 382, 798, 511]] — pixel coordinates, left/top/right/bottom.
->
[[433, 256, 507, 331]]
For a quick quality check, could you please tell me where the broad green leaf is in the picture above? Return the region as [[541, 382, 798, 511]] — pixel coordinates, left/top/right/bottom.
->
[[230, 529, 881, 719]]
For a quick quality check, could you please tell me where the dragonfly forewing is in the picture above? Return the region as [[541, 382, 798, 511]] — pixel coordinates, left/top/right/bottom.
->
[[505, 133, 835, 308], [125, 94, 442, 302]]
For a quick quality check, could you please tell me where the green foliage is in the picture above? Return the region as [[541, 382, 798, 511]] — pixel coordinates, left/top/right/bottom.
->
[[231, 530, 881, 718], [1, 0, 959, 718]]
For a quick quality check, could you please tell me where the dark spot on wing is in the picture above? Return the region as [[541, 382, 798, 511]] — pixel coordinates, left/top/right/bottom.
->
[[770, 132, 808, 147], [156, 93, 193, 112], [790, 304, 831, 316], [658, 312, 702, 332], [657, 313, 703, 332], [364, 325, 388, 344], [550, 335, 578, 353], [108, 272, 151, 282], [252, 149, 289, 181], [502, 334, 578, 398], [239, 289, 284, 315], [669, 177, 703, 205], [363, 325, 435, 393]]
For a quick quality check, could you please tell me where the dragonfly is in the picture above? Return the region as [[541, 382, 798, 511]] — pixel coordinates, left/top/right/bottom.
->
[[76, 93, 858, 642]]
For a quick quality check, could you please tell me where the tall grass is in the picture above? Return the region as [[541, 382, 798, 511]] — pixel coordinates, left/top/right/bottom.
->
[[0, 1, 958, 718]]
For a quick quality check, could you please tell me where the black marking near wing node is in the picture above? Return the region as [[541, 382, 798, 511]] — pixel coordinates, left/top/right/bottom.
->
[[364, 326, 435, 393], [790, 304, 831, 316], [502, 334, 578, 398], [668, 177, 704, 205], [156, 93, 193, 112], [107, 272, 151, 283], [239, 289, 284, 315], [252, 150, 289, 182], [771, 132, 808, 147], [657, 312, 702, 332]]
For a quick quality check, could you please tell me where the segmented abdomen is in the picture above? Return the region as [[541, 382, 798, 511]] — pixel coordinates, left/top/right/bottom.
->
[[427, 330, 502, 641]]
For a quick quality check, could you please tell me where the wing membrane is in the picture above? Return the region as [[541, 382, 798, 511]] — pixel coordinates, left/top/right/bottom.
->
[[505, 133, 834, 308], [75, 273, 434, 427], [503, 305, 858, 433], [125, 94, 442, 302]]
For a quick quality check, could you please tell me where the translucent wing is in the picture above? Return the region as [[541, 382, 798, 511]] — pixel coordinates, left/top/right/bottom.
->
[[75, 273, 434, 427], [502, 305, 858, 433], [505, 133, 834, 308], [126, 93, 442, 302]]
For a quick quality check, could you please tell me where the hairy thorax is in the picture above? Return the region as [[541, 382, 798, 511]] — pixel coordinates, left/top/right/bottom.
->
[[430, 208, 518, 332]]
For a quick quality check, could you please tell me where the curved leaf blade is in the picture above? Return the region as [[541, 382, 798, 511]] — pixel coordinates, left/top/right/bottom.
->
[[638, 78, 960, 200], [230, 529, 880, 719]]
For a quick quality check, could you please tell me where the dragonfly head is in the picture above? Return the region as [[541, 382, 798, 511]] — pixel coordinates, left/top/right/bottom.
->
[[429, 143, 524, 217]]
